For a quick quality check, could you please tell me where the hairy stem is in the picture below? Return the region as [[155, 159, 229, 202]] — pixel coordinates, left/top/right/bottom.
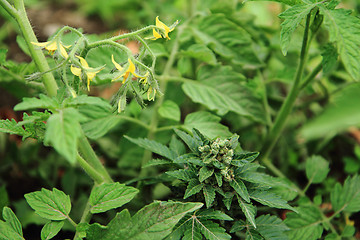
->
[[76, 154, 104, 184], [260, 12, 313, 162]]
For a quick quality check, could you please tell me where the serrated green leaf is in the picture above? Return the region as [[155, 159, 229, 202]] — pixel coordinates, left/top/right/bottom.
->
[[41, 221, 64, 240], [158, 100, 181, 122], [65, 95, 112, 110], [0, 119, 27, 136], [24, 188, 71, 221], [167, 169, 197, 181], [183, 111, 231, 139], [174, 129, 201, 153], [246, 229, 263, 240], [331, 175, 360, 213], [230, 178, 250, 203], [169, 135, 186, 156], [181, 44, 217, 65], [0, 219, 24, 240], [199, 167, 214, 182], [89, 182, 139, 214], [86, 201, 203, 240], [214, 172, 223, 187], [300, 83, 360, 140], [184, 180, 204, 199], [197, 219, 231, 240], [248, 0, 302, 6], [125, 136, 178, 161], [182, 65, 266, 123], [320, 7, 360, 80], [284, 206, 323, 240], [82, 115, 121, 139], [223, 192, 235, 210], [44, 108, 84, 164], [279, 2, 318, 55], [230, 220, 246, 233], [203, 185, 216, 208], [250, 190, 296, 212], [321, 44, 338, 75], [143, 159, 172, 168], [14, 94, 59, 111], [2, 207, 22, 237], [197, 209, 233, 221], [255, 214, 290, 240], [237, 196, 256, 228], [306, 155, 330, 184]]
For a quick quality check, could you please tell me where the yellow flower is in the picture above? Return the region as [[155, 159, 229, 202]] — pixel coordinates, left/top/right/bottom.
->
[[111, 55, 141, 83], [32, 40, 70, 59], [150, 16, 178, 40], [147, 86, 156, 101], [71, 56, 103, 91]]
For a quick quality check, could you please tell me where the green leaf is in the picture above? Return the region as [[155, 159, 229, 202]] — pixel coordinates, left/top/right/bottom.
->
[[342, 225, 355, 238], [250, 190, 296, 212], [284, 206, 323, 240], [14, 94, 59, 111], [181, 44, 217, 65], [174, 129, 201, 153], [237, 196, 256, 228], [306, 155, 330, 184], [0, 49, 7, 64], [230, 178, 250, 203], [203, 185, 216, 208], [331, 175, 360, 213], [321, 43, 338, 75], [182, 65, 266, 123], [247, 0, 302, 6], [256, 215, 290, 240], [65, 95, 112, 110], [320, 7, 360, 80], [158, 100, 181, 122], [0, 119, 27, 136], [199, 167, 214, 182], [166, 169, 196, 181], [89, 182, 139, 214], [143, 159, 172, 168], [169, 134, 186, 156], [2, 207, 22, 237], [197, 219, 231, 240], [82, 115, 121, 139], [24, 188, 71, 221], [214, 172, 223, 187], [300, 83, 360, 140], [184, 180, 204, 199], [183, 111, 231, 139], [86, 201, 203, 240], [44, 108, 84, 164], [279, 2, 319, 55], [125, 136, 177, 161], [41, 221, 64, 240]]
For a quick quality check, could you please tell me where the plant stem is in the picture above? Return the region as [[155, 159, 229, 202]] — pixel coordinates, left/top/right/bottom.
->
[[78, 135, 113, 183], [12, 0, 58, 97], [0, 0, 17, 16], [260, 12, 312, 162], [76, 154, 104, 184], [300, 62, 323, 90]]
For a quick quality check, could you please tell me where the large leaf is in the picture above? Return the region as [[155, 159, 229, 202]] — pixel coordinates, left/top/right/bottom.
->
[[86, 201, 203, 240], [182, 111, 231, 139], [158, 100, 181, 122], [125, 136, 178, 161], [250, 190, 296, 212], [330, 175, 360, 213], [279, 2, 319, 55], [237, 196, 256, 228], [320, 7, 360, 80], [203, 185, 216, 208], [44, 108, 84, 164], [300, 83, 360, 140], [14, 94, 59, 111], [230, 178, 250, 203], [182, 65, 266, 123], [306, 155, 330, 184], [24, 188, 71, 221], [89, 182, 139, 214], [180, 44, 217, 65], [284, 206, 323, 240]]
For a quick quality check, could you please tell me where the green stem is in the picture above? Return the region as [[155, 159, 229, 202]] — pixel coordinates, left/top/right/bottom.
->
[[76, 154, 104, 184], [0, 0, 17, 16], [260, 12, 312, 162], [78, 135, 113, 183], [300, 63, 323, 90], [12, 0, 58, 96]]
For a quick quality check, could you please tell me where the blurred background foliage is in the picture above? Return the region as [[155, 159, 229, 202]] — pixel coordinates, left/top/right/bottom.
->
[[1, 0, 360, 238]]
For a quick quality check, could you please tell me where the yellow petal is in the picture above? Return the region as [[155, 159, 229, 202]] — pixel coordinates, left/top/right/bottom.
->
[[147, 86, 156, 101], [128, 58, 136, 73], [31, 41, 50, 47], [71, 65, 81, 76], [156, 16, 170, 39], [59, 44, 69, 59], [45, 41, 58, 51], [152, 29, 162, 40], [111, 55, 123, 71], [76, 56, 89, 68], [87, 77, 91, 91]]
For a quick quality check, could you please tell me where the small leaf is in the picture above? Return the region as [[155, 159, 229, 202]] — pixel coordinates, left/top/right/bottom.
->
[[181, 44, 217, 65], [174, 129, 201, 153], [237, 196, 256, 228], [14, 94, 59, 111], [197, 209, 233, 221], [184, 180, 204, 199], [142, 159, 172, 168], [166, 169, 197, 181], [230, 178, 250, 203], [2, 207, 22, 236], [285, 206, 323, 240], [90, 182, 139, 214], [41, 221, 64, 240], [331, 175, 360, 213], [65, 95, 112, 110], [199, 166, 214, 182], [203, 185, 216, 208], [279, 2, 319, 55], [158, 100, 181, 122], [255, 214, 290, 240], [0, 119, 28, 136], [169, 135, 186, 156], [214, 172, 223, 187], [82, 115, 122, 139], [250, 190, 296, 212], [24, 188, 71, 221], [125, 136, 177, 161], [306, 155, 330, 184], [44, 108, 84, 164]]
